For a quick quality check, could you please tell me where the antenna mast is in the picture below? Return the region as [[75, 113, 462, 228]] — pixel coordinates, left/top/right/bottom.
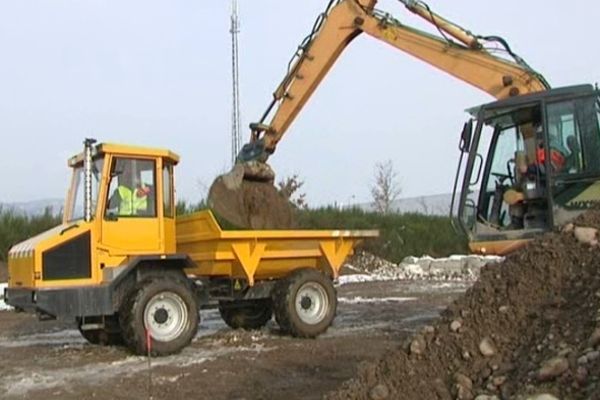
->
[[230, 0, 242, 166]]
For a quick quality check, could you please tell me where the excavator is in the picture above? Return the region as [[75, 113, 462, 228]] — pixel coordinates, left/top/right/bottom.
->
[[208, 0, 600, 255]]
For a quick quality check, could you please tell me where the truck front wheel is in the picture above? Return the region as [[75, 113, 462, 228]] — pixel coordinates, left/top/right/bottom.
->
[[218, 299, 273, 330], [119, 277, 199, 356], [273, 268, 337, 338]]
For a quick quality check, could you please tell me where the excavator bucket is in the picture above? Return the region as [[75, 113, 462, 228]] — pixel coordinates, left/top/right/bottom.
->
[[207, 162, 296, 229]]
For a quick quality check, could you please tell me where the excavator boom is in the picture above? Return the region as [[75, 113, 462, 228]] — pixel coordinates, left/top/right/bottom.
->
[[209, 0, 551, 231], [242, 0, 549, 161]]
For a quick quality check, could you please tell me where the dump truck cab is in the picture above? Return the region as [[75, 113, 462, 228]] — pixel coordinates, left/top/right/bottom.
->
[[453, 85, 600, 254], [6, 140, 375, 355], [8, 142, 179, 293]]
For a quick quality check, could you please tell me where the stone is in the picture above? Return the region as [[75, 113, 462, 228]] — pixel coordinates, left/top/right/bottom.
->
[[498, 305, 509, 313], [526, 394, 560, 400], [562, 223, 574, 233], [586, 350, 599, 362], [410, 335, 427, 356], [369, 384, 390, 400], [574, 366, 588, 385], [537, 357, 569, 381], [492, 375, 506, 386], [577, 355, 588, 365], [479, 337, 496, 357], [474, 396, 499, 400], [422, 325, 435, 335], [450, 320, 462, 332], [573, 226, 598, 245], [453, 372, 473, 390], [588, 328, 600, 347]]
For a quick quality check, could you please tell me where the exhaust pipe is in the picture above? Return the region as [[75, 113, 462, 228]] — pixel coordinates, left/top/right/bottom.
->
[[83, 138, 97, 223]]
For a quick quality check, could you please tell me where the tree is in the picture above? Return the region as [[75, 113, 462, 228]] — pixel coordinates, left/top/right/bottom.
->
[[371, 160, 402, 214], [278, 174, 308, 209]]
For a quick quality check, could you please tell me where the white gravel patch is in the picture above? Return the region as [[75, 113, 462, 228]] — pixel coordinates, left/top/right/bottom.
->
[[338, 296, 416, 304], [0, 283, 12, 311]]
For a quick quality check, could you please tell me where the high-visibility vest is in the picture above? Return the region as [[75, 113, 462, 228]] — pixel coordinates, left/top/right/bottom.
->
[[118, 186, 148, 215], [536, 147, 565, 172]]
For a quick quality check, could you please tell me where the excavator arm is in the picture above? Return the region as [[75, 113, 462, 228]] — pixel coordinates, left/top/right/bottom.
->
[[241, 0, 549, 162]]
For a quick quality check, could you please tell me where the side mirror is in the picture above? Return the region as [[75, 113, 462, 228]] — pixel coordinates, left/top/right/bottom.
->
[[459, 119, 473, 152]]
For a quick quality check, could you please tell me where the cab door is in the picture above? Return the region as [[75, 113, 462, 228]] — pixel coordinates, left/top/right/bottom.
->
[[100, 156, 162, 254]]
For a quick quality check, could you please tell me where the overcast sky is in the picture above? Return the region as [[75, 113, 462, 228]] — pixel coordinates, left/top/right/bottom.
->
[[0, 0, 598, 206]]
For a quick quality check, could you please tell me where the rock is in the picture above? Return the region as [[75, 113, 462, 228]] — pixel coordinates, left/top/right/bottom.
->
[[456, 384, 474, 400], [588, 328, 600, 347], [498, 305, 509, 313], [479, 338, 496, 357], [492, 375, 506, 386], [526, 394, 559, 400], [369, 384, 389, 400], [537, 357, 569, 381], [474, 396, 499, 400], [410, 335, 426, 356], [586, 350, 599, 362], [573, 226, 598, 245], [450, 320, 462, 332], [562, 222, 574, 233], [453, 372, 473, 390], [422, 325, 435, 335], [577, 354, 588, 365], [574, 366, 588, 384]]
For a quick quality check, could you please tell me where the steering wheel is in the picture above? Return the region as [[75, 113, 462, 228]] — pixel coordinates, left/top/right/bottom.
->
[[491, 172, 512, 185]]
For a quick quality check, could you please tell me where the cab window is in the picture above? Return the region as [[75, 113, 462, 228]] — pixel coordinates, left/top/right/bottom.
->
[[105, 158, 156, 218]]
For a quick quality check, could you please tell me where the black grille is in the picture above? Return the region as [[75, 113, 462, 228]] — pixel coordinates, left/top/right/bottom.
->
[[42, 232, 91, 280]]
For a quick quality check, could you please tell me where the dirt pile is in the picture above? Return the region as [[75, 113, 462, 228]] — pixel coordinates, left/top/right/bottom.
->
[[208, 174, 294, 229], [326, 211, 600, 400]]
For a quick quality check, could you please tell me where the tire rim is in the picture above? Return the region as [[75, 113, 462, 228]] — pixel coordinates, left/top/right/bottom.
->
[[295, 282, 329, 325], [144, 291, 188, 342]]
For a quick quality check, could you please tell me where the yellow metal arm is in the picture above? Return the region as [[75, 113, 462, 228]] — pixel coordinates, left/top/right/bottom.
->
[[247, 0, 549, 158]]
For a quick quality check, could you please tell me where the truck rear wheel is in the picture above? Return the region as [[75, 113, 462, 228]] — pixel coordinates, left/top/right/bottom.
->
[[77, 316, 123, 346], [273, 268, 337, 338], [218, 299, 273, 330], [119, 277, 199, 356]]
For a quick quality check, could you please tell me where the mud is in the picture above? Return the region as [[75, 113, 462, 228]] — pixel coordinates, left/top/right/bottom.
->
[[0, 280, 465, 400], [208, 175, 294, 229], [327, 211, 600, 400]]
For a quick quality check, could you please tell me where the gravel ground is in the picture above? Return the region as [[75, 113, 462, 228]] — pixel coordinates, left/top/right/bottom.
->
[[0, 279, 467, 400]]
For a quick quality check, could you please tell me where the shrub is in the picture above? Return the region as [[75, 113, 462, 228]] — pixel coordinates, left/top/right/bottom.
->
[[0, 207, 62, 262], [296, 207, 467, 263]]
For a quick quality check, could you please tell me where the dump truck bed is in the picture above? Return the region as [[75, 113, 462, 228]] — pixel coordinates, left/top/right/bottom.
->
[[176, 211, 378, 285]]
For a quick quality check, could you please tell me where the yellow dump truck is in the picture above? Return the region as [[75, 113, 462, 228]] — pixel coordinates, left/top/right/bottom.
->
[[5, 140, 376, 355]]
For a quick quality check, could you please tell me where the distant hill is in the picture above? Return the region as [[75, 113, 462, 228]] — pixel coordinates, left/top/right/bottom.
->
[[356, 193, 455, 216], [0, 199, 63, 217]]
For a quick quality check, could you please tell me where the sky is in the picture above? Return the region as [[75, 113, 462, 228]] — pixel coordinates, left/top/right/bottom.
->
[[0, 0, 598, 207]]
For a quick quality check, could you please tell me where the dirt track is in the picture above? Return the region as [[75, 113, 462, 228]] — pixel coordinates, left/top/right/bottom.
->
[[0, 280, 466, 400]]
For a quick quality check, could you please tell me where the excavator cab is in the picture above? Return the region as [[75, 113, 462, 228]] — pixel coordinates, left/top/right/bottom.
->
[[453, 85, 600, 254]]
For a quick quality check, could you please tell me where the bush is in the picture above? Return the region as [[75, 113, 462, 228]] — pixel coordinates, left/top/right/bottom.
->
[[0, 207, 62, 262], [296, 207, 467, 263]]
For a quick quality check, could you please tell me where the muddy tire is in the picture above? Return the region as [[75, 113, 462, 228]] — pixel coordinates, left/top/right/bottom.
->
[[77, 316, 124, 346], [273, 268, 337, 338], [218, 299, 273, 330], [119, 276, 199, 356]]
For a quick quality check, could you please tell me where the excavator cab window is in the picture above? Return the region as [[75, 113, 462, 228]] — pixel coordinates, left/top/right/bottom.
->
[[457, 87, 600, 248]]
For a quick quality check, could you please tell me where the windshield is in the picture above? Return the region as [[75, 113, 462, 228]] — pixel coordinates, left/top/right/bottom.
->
[[68, 158, 104, 222]]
